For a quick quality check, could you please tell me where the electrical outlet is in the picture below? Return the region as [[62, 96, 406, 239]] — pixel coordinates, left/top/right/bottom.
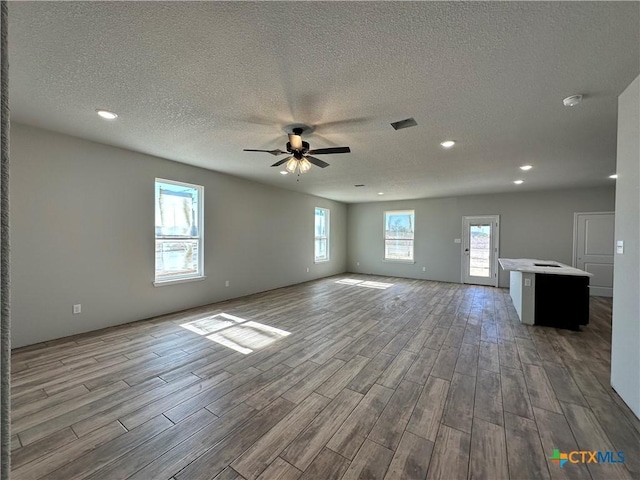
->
[[225, 280, 230, 287], [422, 267, 426, 271], [73, 304, 81, 314], [357, 262, 360, 267], [306, 267, 310, 273]]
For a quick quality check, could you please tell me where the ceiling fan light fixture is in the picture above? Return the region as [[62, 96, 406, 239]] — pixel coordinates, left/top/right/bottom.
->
[[244, 128, 351, 172], [280, 171, 288, 175], [285, 157, 298, 174], [440, 140, 455, 149], [299, 158, 312, 174]]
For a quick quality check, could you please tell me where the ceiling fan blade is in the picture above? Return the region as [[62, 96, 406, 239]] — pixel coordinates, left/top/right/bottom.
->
[[288, 133, 303, 151], [307, 147, 351, 155], [306, 156, 329, 168], [271, 157, 292, 167], [243, 149, 288, 156]]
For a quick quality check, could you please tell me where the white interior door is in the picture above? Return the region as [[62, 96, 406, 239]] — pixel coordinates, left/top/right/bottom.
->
[[574, 212, 614, 297], [462, 216, 499, 287]]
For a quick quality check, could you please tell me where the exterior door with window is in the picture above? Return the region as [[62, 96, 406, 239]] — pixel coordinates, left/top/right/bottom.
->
[[462, 215, 499, 287]]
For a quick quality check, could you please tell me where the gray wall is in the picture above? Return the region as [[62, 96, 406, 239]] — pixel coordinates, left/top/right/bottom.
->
[[611, 75, 640, 417], [347, 187, 615, 287], [10, 124, 347, 348], [9, 122, 623, 354]]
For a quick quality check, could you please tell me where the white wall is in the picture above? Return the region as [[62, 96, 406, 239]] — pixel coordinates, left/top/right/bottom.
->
[[347, 187, 615, 287], [611, 75, 640, 418], [10, 124, 347, 348]]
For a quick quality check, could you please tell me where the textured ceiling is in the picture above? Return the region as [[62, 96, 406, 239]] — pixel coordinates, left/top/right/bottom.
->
[[8, 1, 640, 203]]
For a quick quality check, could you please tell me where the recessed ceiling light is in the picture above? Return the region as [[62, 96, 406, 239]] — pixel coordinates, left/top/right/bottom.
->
[[96, 109, 118, 120], [513, 180, 524, 185], [440, 140, 456, 149], [520, 165, 533, 171], [562, 94, 583, 107], [609, 174, 617, 179], [279, 171, 288, 175], [378, 192, 385, 195]]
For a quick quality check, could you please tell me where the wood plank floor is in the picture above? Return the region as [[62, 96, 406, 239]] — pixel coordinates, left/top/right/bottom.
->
[[11, 274, 640, 480]]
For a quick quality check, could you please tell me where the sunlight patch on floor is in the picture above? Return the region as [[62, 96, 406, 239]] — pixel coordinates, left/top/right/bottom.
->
[[335, 278, 394, 290], [180, 313, 290, 354]]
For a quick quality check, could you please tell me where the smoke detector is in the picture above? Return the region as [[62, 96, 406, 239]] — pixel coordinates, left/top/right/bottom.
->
[[563, 95, 583, 107]]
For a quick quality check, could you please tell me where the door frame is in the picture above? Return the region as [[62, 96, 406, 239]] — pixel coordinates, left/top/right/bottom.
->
[[461, 215, 500, 287]]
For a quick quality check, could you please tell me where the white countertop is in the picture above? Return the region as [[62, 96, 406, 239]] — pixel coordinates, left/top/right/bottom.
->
[[498, 258, 593, 277]]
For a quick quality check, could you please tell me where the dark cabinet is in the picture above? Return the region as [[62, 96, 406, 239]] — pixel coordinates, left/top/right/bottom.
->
[[534, 274, 590, 331]]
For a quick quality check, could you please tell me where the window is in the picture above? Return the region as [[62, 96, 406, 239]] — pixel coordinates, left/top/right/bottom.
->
[[384, 210, 415, 262], [155, 179, 204, 284], [314, 207, 330, 262]]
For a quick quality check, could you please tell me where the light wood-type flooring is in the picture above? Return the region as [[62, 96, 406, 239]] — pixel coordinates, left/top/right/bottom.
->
[[11, 274, 640, 480]]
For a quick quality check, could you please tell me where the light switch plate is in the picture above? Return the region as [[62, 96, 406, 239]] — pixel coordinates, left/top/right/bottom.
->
[[616, 240, 624, 254], [524, 278, 531, 287]]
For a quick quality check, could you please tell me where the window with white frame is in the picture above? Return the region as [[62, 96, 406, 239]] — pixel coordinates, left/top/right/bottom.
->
[[314, 207, 330, 262], [384, 210, 415, 261], [155, 179, 204, 284]]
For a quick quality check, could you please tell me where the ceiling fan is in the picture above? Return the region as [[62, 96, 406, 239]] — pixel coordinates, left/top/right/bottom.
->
[[243, 127, 351, 175]]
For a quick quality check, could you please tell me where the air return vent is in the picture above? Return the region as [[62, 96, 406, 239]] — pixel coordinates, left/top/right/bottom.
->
[[390, 117, 418, 130]]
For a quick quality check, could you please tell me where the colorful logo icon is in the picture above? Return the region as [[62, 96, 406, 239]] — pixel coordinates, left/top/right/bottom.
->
[[549, 449, 625, 468], [549, 449, 569, 468]]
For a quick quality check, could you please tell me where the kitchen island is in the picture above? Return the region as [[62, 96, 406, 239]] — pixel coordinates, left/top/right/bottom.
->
[[499, 258, 592, 330]]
